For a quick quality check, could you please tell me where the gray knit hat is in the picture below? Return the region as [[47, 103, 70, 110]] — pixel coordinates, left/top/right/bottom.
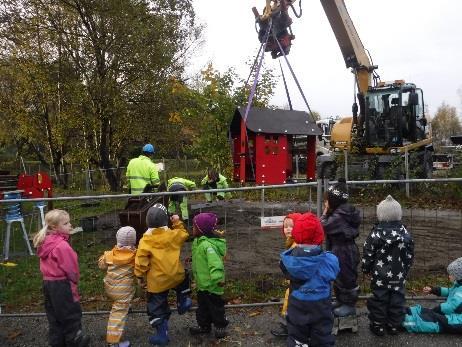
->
[[377, 195, 402, 222], [447, 257, 462, 281], [116, 226, 136, 247], [146, 203, 169, 228]]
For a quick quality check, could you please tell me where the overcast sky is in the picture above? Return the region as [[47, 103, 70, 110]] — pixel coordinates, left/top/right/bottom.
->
[[188, 0, 462, 119]]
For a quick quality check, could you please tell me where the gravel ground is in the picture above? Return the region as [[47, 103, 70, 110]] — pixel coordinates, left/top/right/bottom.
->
[[1, 302, 461, 346]]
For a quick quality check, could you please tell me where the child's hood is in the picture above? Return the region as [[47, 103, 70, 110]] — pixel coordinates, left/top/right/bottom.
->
[[37, 232, 70, 259], [281, 247, 338, 281], [197, 236, 227, 257], [374, 222, 408, 243], [141, 227, 186, 247], [105, 247, 136, 265], [336, 203, 361, 227]]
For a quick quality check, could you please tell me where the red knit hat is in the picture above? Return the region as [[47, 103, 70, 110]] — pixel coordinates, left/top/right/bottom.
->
[[291, 212, 324, 245], [281, 213, 302, 237]]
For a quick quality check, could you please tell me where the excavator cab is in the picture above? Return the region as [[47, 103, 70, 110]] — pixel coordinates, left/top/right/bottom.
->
[[364, 83, 427, 151]]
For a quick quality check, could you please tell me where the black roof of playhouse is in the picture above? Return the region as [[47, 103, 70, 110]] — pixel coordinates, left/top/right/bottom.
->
[[451, 135, 462, 145], [230, 107, 322, 136]]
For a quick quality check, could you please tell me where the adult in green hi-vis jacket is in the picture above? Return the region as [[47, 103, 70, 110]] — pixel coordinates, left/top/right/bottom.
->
[[201, 169, 231, 203], [126, 144, 160, 195], [167, 177, 196, 222]]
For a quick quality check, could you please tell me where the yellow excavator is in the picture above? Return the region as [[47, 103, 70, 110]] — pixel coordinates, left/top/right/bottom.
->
[[253, 0, 433, 179]]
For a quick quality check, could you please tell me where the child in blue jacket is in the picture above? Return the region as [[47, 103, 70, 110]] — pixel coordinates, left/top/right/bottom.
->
[[403, 257, 462, 334], [280, 213, 339, 347]]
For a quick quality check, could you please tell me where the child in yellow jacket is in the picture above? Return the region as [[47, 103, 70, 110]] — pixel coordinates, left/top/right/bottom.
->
[[135, 203, 192, 346], [98, 226, 137, 347]]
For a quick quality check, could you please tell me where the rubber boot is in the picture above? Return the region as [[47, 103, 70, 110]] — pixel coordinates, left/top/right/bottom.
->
[[189, 325, 211, 335], [333, 304, 356, 317], [177, 295, 192, 315], [214, 326, 227, 339], [370, 321, 385, 336], [149, 320, 169, 346], [69, 331, 90, 347], [108, 342, 131, 347], [386, 324, 399, 335], [270, 322, 288, 338]]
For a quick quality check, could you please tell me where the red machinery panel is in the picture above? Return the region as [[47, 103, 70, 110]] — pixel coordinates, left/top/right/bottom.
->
[[17, 172, 53, 199], [255, 134, 292, 184], [232, 136, 240, 182], [234, 119, 257, 183]]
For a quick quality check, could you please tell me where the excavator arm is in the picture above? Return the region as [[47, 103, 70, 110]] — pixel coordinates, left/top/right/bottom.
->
[[320, 0, 377, 96]]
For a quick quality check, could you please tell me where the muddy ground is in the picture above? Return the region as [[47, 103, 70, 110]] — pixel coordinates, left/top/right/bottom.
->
[[187, 200, 462, 281], [94, 199, 460, 285], [1, 199, 461, 346], [1, 303, 461, 346]]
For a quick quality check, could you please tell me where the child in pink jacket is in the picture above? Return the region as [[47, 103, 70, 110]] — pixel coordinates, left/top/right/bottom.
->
[[34, 209, 90, 347]]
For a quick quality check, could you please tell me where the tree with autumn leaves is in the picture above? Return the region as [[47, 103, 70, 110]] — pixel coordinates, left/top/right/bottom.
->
[[0, 0, 201, 190]]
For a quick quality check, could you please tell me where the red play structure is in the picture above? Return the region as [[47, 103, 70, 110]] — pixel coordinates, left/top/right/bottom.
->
[[230, 107, 321, 184]]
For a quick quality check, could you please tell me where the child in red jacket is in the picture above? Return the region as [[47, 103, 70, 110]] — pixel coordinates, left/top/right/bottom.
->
[[34, 209, 90, 347]]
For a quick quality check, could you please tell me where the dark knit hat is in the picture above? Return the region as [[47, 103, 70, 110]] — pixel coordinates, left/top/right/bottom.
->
[[377, 195, 402, 222], [291, 212, 325, 245], [193, 212, 218, 236], [447, 257, 462, 281], [146, 203, 169, 228], [327, 178, 348, 210]]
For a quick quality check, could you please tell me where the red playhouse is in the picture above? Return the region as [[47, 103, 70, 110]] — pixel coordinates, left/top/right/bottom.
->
[[230, 107, 321, 184]]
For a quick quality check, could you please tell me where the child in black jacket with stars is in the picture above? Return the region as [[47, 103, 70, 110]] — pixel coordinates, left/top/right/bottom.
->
[[362, 195, 414, 336]]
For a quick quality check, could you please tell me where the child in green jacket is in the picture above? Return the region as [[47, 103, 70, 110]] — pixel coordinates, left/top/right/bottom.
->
[[189, 212, 228, 339]]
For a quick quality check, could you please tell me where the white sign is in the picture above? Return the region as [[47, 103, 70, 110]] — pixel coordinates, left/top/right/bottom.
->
[[156, 162, 165, 172], [260, 215, 285, 229]]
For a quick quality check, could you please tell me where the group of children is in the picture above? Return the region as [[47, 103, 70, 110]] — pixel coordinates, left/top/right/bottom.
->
[[33, 178, 462, 346], [273, 178, 462, 346], [34, 204, 227, 347]]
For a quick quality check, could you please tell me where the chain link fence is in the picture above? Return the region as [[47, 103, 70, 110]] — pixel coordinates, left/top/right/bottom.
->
[[0, 178, 461, 315]]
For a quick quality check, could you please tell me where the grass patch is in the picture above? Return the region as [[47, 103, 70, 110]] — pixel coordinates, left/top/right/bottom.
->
[[0, 250, 456, 313]]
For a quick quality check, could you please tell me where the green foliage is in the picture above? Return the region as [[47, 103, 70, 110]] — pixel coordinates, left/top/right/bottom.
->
[[169, 64, 277, 173], [431, 102, 461, 148], [0, 0, 201, 190]]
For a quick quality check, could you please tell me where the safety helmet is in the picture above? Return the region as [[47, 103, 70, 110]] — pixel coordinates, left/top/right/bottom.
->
[[142, 143, 155, 154]]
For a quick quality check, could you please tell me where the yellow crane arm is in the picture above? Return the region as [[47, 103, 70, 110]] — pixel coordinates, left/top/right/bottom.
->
[[320, 0, 376, 95]]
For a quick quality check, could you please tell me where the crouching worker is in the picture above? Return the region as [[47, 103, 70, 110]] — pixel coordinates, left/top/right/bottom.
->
[[135, 204, 192, 346], [280, 213, 339, 347], [166, 177, 196, 223], [98, 226, 137, 347], [189, 212, 229, 339], [201, 169, 230, 203], [403, 257, 462, 334]]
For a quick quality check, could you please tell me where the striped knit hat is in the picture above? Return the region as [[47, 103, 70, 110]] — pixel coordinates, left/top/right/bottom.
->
[[116, 226, 136, 247]]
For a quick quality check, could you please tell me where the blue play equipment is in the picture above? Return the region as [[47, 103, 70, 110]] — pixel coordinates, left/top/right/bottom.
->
[[2, 190, 34, 261]]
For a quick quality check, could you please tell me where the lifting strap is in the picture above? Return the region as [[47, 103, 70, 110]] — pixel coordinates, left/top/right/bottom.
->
[[241, 20, 273, 181], [274, 32, 315, 122], [279, 59, 292, 111]]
